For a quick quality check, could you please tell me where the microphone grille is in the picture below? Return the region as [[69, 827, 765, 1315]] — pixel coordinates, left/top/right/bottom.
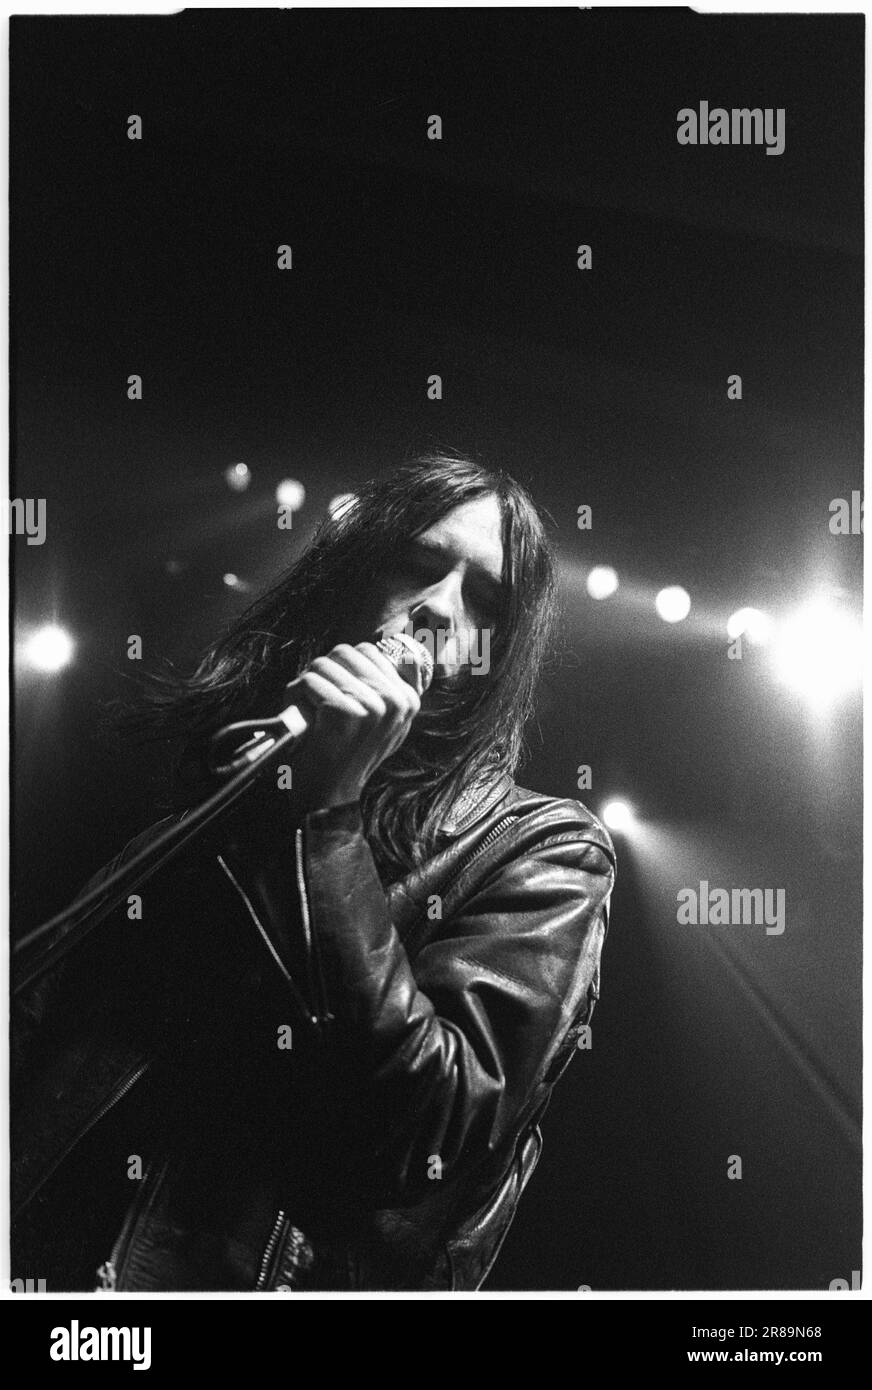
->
[[376, 633, 435, 692]]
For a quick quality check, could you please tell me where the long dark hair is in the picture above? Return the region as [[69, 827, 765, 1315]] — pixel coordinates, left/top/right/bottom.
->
[[125, 451, 558, 880]]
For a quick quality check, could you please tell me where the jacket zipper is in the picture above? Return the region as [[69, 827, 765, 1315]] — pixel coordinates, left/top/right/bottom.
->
[[218, 839, 332, 1033], [16, 1056, 153, 1217], [441, 814, 519, 897], [216, 854, 314, 1024], [83, 1058, 152, 1136], [95, 1154, 171, 1291], [294, 828, 333, 1031], [254, 1209, 289, 1290], [95, 1161, 152, 1291]]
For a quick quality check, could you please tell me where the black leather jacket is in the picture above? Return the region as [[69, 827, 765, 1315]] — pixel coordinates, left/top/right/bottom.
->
[[12, 773, 615, 1292]]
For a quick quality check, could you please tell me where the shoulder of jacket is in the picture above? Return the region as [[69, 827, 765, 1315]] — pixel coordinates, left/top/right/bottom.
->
[[503, 784, 616, 870], [481, 783, 617, 867], [428, 785, 615, 931]]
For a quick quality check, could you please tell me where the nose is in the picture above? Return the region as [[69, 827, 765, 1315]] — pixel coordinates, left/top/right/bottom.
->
[[410, 572, 462, 638]]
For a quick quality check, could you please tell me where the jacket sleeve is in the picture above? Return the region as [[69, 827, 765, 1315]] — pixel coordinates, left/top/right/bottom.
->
[[297, 800, 615, 1201]]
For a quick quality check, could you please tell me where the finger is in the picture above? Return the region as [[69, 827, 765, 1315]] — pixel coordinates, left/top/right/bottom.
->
[[306, 658, 390, 719], [317, 647, 418, 716], [353, 641, 406, 681], [328, 642, 404, 690], [330, 643, 421, 713], [358, 641, 425, 704], [292, 670, 370, 720]]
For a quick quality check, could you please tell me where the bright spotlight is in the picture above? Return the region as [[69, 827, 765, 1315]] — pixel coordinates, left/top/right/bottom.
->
[[586, 566, 619, 600], [21, 624, 75, 673], [222, 573, 251, 592], [602, 800, 635, 833], [655, 586, 691, 623], [727, 607, 773, 645], [276, 478, 306, 510], [771, 598, 862, 707], [329, 492, 357, 520], [224, 462, 251, 492]]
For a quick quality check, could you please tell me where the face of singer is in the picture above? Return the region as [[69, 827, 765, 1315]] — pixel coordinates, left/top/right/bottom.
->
[[361, 493, 504, 682]]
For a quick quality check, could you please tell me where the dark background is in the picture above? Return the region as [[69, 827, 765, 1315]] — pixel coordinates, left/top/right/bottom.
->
[[10, 8, 863, 1290]]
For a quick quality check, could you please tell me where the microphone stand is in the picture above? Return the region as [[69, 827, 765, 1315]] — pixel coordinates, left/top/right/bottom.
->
[[13, 631, 432, 996], [11, 725, 300, 996]]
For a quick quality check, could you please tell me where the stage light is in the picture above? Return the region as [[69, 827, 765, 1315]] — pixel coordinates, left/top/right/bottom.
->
[[222, 573, 251, 592], [224, 462, 251, 492], [586, 565, 619, 600], [329, 493, 357, 519], [771, 598, 861, 707], [21, 624, 75, 672], [602, 800, 635, 833], [655, 586, 691, 623], [276, 479, 305, 510], [727, 607, 773, 645]]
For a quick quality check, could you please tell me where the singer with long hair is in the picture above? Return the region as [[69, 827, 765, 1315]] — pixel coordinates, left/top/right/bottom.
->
[[12, 450, 616, 1291]]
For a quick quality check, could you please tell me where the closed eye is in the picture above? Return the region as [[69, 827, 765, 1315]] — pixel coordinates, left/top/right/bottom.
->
[[390, 548, 442, 585], [466, 580, 501, 626]]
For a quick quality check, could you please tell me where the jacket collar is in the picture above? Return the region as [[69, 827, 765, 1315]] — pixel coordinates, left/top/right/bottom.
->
[[441, 771, 514, 837]]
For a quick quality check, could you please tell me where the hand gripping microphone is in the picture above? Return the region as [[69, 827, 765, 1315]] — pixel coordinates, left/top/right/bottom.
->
[[208, 632, 435, 776]]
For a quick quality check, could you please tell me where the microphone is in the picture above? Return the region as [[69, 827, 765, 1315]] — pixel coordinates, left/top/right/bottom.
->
[[208, 632, 435, 776]]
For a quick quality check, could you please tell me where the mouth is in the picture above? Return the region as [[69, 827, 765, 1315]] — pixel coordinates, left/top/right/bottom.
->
[[424, 667, 474, 701]]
